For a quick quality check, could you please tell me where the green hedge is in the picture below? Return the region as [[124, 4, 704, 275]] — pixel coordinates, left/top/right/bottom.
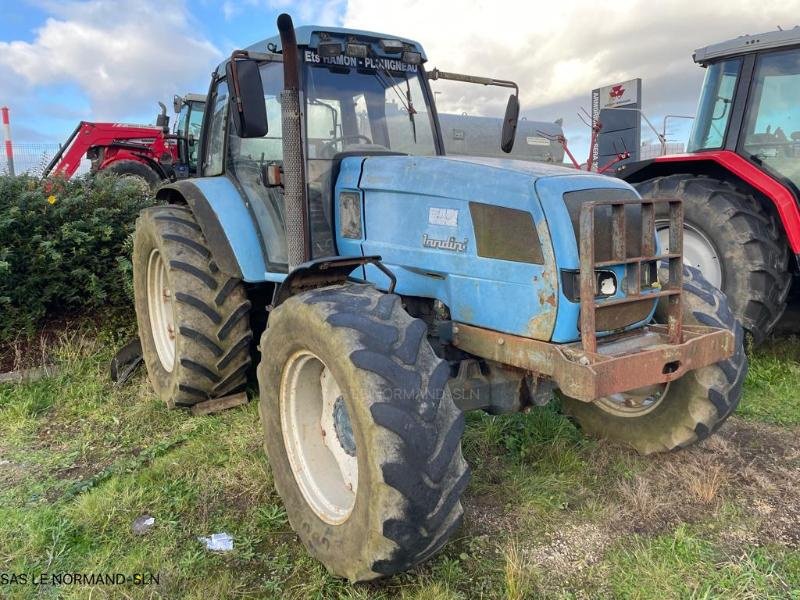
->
[[0, 174, 156, 341]]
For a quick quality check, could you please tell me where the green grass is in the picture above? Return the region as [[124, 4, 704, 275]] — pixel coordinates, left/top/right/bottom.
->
[[741, 336, 800, 426], [1, 325, 798, 599]]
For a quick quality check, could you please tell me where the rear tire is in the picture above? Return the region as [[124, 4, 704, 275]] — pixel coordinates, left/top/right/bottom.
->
[[133, 205, 252, 408], [635, 174, 790, 344], [561, 266, 747, 455], [257, 283, 469, 581]]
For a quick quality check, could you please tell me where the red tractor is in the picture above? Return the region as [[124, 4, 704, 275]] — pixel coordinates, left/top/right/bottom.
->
[[618, 27, 800, 343], [43, 94, 206, 188]]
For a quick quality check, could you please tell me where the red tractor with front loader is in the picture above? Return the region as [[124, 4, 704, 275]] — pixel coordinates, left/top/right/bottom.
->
[[42, 94, 206, 188], [618, 27, 800, 343]]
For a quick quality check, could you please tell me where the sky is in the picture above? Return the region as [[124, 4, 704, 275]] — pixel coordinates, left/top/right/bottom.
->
[[1, 0, 799, 161]]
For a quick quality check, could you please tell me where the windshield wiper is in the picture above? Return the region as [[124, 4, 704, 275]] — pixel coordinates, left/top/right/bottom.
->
[[371, 59, 417, 143]]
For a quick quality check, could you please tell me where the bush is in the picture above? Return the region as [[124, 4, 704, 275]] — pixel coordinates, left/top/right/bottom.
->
[[0, 174, 156, 341]]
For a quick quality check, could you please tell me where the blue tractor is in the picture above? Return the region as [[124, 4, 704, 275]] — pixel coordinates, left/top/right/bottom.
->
[[132, 14, 745, 581]]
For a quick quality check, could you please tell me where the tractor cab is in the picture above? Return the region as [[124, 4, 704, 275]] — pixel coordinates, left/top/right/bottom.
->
[[172, 93, 206, 178], [205, 26, 519, 265], [688, 28, 800, 191], [219, 29, 441, 261]]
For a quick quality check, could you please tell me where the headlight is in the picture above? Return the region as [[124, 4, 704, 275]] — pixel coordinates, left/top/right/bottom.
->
[[597, 272, 617, 296]]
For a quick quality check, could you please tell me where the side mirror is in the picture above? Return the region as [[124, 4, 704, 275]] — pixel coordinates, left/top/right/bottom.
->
[[501, 94, 519, 153], [226, 54, 267, 138], [173, 95, 182, 114]]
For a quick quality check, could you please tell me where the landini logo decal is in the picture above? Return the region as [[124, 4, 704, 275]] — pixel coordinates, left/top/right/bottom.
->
[[422, 234, 468, 252]]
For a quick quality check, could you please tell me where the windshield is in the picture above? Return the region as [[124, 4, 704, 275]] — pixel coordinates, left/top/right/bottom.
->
[[687, 58, 741, 151], [741, 49, 800, 189], [303, 59, 438, 158]]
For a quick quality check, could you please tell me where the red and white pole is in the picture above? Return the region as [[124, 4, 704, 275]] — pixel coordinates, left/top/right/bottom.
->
[[2, 106, 15, 176]]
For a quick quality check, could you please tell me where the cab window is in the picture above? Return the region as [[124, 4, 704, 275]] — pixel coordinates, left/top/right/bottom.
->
[[741, 49, 800, 188]]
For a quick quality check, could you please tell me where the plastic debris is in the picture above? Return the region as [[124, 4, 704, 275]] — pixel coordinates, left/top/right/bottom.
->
[[198, 532, 234, 552], [132, 514, 155, 535]]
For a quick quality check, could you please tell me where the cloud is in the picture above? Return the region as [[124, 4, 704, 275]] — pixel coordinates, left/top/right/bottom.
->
[[342, 0, 800, 152], [0, 0, 221, 120]]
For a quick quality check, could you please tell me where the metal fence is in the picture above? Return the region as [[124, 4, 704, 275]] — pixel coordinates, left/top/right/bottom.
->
[[0, 143, 90, 177]]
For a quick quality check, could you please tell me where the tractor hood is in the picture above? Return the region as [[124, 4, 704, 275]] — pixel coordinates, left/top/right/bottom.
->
[[358, 154, 595, 193], [337, 153, 645, 343]]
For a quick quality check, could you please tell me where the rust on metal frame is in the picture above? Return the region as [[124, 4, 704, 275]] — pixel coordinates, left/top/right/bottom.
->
[[451, 322, 734, 402], [579, 196, 683, 353]]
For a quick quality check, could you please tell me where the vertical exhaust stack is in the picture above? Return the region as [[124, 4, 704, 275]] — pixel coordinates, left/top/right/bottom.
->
[[277, 13, 311, 269]]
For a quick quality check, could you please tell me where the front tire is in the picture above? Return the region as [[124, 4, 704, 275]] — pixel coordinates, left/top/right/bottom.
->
[[133, 205, 252, 408], [635, 173, 790, 344], [561, 266, 747, 455], [257, 283, 469, 581]]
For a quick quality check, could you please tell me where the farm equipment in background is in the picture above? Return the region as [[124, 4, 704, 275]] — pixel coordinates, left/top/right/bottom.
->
[[42, 94, 206, 188], [438, 111, 564, 163], [617, 27, 800, 343], [129, 14, 744, 581]]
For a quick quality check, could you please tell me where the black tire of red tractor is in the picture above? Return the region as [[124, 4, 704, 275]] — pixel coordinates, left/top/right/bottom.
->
[[635, 173, 790, 344], [561, 265, 747, 455], [105, 159, 163, 191], [133, 205, 252, 408], [257, 283, 469, 581]]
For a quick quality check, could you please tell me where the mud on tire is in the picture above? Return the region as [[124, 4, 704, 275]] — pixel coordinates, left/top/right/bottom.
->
[[561, 265, 747, 454], [635, 173, 790, 344], [133, 205, 252, 407], [257, 283, 469, 581]]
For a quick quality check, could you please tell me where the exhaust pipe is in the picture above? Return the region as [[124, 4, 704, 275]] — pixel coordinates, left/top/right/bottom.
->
[[277, 13, 311, 269]]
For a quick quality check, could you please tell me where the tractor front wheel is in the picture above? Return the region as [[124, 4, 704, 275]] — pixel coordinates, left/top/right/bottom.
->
[[257, 283, 469, 581], [561, 266, 747, 455]]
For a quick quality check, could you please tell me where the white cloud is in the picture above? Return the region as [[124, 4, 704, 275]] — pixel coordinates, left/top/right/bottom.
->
[[0, 0, 221, 120], [343, 0, 800, 152]]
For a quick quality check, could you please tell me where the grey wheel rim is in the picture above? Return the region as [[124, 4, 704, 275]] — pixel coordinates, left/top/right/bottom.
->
[[657, 220, 722, 289], [146, 249, 176, 372], [280, 350, 358, 525]]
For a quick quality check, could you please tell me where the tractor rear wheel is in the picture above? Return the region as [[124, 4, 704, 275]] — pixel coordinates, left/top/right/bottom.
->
[[561, 266, 747, 455], [105, 159, 163, 192], [133, 205, 252, 408], [257, 283, 469, 581], [635, 173, 790, 344]]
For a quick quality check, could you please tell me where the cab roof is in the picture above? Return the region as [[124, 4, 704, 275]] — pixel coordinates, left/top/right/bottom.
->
[[214, 25, 427, 76], [693, 26, 800, 64]]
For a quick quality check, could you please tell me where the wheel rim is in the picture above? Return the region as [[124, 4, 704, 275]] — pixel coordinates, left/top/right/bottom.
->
[[656, 221, 722, 289], [146, 249, 176, 372], [595, 382, 671, 417], [280, 350, 358, 525]]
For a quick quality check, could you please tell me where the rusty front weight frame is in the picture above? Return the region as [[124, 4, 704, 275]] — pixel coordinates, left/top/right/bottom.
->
[[580, 197, 683, 353], [450, 194, 736, 402]]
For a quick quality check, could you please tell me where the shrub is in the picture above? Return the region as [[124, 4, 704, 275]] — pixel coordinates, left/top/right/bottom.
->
[[0, 174, 156, 341]]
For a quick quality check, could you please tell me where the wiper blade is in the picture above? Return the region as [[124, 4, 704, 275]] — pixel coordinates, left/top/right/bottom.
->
[[372, 59, 417, 143]]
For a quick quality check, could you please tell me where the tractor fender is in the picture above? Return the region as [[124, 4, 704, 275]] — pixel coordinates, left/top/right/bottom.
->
[[155, 177, 269, 281], [273, 255, 395, 307], [617, 150, 800, 254]]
